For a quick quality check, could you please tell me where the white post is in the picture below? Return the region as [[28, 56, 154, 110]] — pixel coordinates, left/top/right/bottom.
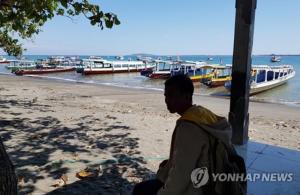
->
[[265, 71, 267, 82], [255, 70, 258, 83]]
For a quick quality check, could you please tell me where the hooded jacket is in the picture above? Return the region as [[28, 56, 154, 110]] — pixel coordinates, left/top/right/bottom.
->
[[156, 105, 232, 195]]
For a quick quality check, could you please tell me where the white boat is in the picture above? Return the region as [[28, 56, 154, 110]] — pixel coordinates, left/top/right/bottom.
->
[[141, 60, 175, 79], [89, 56, 103, 60], [115, 56, 124, 60], [59, 56, 82, 67], [136, 56, 153, 62], [171, 61, 213, 82], [5, 60, 37, 72], [271, 55, 281, 62], [79, 58, 156, 75], [225, 65, 295, 95], [0, 56, 9, 64], [48, 56, 66, 65]]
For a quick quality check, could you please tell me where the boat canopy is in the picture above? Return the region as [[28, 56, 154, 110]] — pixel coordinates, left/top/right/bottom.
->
[[200, 64, 229, 69], [111, 61, 144, 65], [252, 65, 294, 71]]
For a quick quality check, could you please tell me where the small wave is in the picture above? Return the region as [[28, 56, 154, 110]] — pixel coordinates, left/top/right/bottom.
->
[[25, 74, 78, 82], [250, 97, 300, 106], [0, 72, 13, 76], [100, 82, 163, 92], [20, 74, 164, 92]]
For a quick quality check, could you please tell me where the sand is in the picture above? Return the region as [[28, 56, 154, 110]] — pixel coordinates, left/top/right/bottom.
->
[[0, 75, 299, 194]]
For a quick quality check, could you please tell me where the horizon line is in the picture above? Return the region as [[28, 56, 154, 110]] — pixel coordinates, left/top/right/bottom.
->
[[2, 53, 300, 56]]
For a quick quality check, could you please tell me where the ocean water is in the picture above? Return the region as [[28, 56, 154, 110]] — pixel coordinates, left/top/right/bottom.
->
[[0, 55, 299, 105]]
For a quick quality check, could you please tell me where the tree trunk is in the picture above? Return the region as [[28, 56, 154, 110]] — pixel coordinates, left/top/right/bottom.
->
[[0, 138, 17, 195]]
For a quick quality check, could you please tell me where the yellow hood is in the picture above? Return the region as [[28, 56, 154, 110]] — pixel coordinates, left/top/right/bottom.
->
[[179, 105, 219, 126], [178, 105, 232, 145]]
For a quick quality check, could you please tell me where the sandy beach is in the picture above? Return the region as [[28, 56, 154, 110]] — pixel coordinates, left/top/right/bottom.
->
[[0, 75, 300, 194]]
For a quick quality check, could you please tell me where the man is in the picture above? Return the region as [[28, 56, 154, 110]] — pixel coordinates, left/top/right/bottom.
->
[[133, 74, 233, 195]]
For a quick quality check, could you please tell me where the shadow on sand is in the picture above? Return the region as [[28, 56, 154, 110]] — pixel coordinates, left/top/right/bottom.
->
[[0, 98, 154, 194]]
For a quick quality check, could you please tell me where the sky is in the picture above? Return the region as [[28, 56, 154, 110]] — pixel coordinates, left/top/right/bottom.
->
[[2, 0, 300, 55]]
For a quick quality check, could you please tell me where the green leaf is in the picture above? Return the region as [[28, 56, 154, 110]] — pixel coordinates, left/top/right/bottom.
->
[[61, 0, 68, 8], [114, 17, 121, 25], [105, 20, 113, 28], [57, 8, 65, 16], [67, 9, 74, 16]]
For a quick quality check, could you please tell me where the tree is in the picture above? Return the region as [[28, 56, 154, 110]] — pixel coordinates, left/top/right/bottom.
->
[[0, 0, 120, 57], [0, 1, 119, 194]]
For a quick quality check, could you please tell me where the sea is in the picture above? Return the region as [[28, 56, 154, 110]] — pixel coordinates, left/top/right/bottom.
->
[[0, 55, 300, 106]]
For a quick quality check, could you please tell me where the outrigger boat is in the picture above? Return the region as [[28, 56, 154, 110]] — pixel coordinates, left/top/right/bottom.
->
[[6, 60, 37, 72], [200, 64, 232, 87], [141, 60, 175, 79], [224, 65, 295, 95], [271, 55, 281, 62], [0, 56, 9, 64], [171, 61, 213, 82], [79, 58, 156, 75], [14, 67, 75, 76]]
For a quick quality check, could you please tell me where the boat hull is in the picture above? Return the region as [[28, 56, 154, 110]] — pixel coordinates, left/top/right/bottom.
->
[[15, 67, 75, 75], [83, 67, 154, 75], [225, 71, 295, 95], [149, 73, 171, 79], [250, 72, 295, 95], [190, 73, 214, 82], [202, 77, 232, 87]]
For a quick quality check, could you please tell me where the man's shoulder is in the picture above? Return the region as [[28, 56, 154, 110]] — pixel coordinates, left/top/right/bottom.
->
[[175, 120, 209, 137]]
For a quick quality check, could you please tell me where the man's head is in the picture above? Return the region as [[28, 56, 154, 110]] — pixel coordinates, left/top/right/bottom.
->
[[164, 74, 194, 115]]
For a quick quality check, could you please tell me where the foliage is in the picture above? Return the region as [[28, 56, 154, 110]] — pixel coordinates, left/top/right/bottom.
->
[[0, 0, 120, 56]]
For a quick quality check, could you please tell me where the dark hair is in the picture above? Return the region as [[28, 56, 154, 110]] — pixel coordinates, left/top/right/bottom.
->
[[165, 74, 194, 96]]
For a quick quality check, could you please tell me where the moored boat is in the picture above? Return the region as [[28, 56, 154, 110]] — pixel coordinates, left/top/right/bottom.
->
[[48, 56, 66, 66], [201, 64, 232, 87], [15, 67, 75, 76], [115, 56, 124, 60], [142, 60, 174, 79], [271, 55, 281, 62], [224, 65, 295, 95], [6, 60, 37, 72], [0, 56, 9, 64], [81, 58, 156, 75], [171, 61, 213, 82]]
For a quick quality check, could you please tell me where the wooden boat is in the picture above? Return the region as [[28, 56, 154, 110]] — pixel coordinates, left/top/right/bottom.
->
[[271, 55, 281, 62], [171, 61, 213, 82], [15, 67, 75, 75], [141, 60, 174, 79], [115, 56, 124, 60], [48, 56, 66, 65], [224, 65, 295, 95], [81, 58, 155, 75], [149, 70, 171, 79], [6, 60, 37, 72], [200, 64, 232, 87], [0, 56, 9, 64]]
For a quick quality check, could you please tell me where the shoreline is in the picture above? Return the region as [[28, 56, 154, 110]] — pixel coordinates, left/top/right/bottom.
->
[[1, 72, 300, 108]]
